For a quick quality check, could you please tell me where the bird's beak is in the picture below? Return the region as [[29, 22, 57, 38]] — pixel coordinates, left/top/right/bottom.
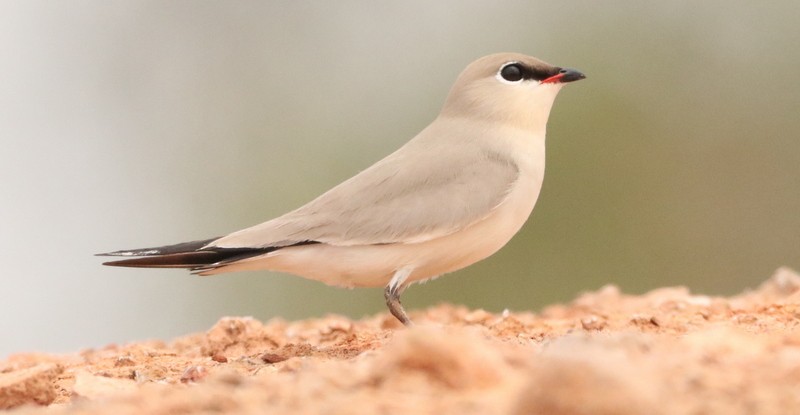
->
[[542, 68, 586, 84]]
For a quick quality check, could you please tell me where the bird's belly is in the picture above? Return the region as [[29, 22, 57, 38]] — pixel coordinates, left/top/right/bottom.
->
[[235, 173, 542, 288], [407, 173, 542, 281]]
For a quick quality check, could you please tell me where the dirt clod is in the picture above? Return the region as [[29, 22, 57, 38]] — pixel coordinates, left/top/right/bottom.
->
[[260, 353, 288, 364], [0, 364, 62, 409]]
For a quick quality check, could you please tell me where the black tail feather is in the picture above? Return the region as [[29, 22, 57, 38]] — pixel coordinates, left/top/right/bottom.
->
[[98, 238, 319, 271], [98, 237, 274, 270], [97, 237, 220, 257]]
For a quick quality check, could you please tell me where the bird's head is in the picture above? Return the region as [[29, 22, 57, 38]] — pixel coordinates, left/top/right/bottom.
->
[[440, 53, 585, 133]]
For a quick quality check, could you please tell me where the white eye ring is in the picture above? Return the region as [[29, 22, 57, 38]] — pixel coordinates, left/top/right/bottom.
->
[[496, 62, 525, 85]]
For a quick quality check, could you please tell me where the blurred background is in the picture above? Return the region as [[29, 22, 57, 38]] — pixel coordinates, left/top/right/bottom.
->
[[1, 1, 798, 357]]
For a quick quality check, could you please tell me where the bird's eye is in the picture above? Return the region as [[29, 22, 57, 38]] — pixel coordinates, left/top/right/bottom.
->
[[499, 63, 524, 82]]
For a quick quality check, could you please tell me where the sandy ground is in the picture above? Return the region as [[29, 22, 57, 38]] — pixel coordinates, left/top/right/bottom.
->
[[3, 267, 800, 414]]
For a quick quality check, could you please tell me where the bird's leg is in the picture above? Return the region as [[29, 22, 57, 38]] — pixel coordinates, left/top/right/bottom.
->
[[384, 284, 412, 326], [385, 267, 414, 326]]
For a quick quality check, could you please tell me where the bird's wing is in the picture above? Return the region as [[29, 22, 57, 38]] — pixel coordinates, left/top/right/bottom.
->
[[211, 133, 520, 249]]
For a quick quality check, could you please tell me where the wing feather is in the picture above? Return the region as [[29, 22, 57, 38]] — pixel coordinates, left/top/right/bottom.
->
[[212, 124, 520, 249]]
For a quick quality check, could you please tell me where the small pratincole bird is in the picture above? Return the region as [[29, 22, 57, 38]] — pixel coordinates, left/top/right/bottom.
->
[[99, 53, 585, 325]]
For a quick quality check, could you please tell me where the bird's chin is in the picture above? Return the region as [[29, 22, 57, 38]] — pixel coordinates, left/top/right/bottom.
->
[[539, 81, 565, 89]]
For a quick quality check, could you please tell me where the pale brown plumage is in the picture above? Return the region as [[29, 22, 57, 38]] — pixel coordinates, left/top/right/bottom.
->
[[100, 53, 585, 325]]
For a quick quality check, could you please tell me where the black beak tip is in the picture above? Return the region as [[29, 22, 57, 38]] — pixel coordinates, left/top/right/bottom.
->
[[559, 68, 586, 83]]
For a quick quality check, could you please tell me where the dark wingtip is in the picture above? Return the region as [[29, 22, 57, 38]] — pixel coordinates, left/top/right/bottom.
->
[[96, 237, 222, 258], [96, 250, 144, 257], [102, 259, 134, 266], [99, 239, 319, 270]]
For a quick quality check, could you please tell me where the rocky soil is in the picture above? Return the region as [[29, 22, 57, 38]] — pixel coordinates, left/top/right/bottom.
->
[[3, 267, 800, 414]]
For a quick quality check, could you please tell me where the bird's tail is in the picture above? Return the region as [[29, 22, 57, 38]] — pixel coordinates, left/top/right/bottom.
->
[[97, 237, 275, 273]]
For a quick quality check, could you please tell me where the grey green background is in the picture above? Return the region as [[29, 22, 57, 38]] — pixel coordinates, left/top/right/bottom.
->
[[1, 2, 798, 357]]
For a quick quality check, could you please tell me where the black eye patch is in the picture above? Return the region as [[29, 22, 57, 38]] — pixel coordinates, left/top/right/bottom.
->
[[499, 62, 557, 82]]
